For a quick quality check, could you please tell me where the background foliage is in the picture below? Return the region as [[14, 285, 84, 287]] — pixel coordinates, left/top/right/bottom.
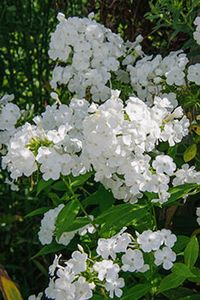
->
[[0, 0, 200, 298]]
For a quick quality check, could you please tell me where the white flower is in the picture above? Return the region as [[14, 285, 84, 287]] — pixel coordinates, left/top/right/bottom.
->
[[154, 246, 176, 270], [173, 164, 200, 186], [49, 254, 62, 276], [74, 276, 95, 300], [152, 155, 176, 176], [38, 204, 64, 245], [67, 251, 88, 274], [28, 292, 43, 300], [93, 260, 120, 281], [193, 17, 200, 45], [160, 229, 177, 248], [137, 230, 163, 252], [0, 102, 21, 131], [105, 276, 125, 298], [166, 67, 185, 86], [121, 249, 145, 272], [96, 238, 116, 259], [187, 64, 200, 85], [96, 230, 131, 260]]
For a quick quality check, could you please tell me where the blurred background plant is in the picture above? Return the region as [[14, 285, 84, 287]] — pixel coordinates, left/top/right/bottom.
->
[[0, 0, 200, 298]]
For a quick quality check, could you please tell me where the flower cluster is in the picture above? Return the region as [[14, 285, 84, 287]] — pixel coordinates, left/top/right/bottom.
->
[[2, 90, 200, 205], [49, 14, 200, 108], [193, 16, 200, 45], [83, 92, 193, 204], [38, 204, 96, 246], [2, 98, 90, 180], [49, 13, 125, 102], [0, 94, 21, 148], [172, 164, 200, 186], [126, 50, 188, 103], [29, 228, 177, 300]]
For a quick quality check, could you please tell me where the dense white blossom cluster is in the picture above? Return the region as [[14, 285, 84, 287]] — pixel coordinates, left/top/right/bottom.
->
[[38, 204, 96, 246], [193, 16, 200, 45], [29, 228, 177, 300], [49, 13, 125, 102], [2, 91, 200, 205], [0, 94, 21, 147], [49, 14, 200, 108], [2, 98, 90, 180], [126, 51, 188, 103]]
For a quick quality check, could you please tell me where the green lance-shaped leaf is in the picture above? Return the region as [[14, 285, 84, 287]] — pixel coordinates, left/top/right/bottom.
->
[[159, 263, 197, 294], [25, 207, 50, 218], [55, 200, 80, 239], [184, 236, 199, 268], [32, 242, 66, 259], [164, 183, 198, 207], [172, 263, 197, 278], [36, 178, 53, 195], [96, 203, 147, 234], [183, 144, 197, 162], [121, 283, 151, 300], [158, 273, 186, 293]]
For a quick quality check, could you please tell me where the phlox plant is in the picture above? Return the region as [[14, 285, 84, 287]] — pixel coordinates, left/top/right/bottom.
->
[[1, 11, 200, 300]]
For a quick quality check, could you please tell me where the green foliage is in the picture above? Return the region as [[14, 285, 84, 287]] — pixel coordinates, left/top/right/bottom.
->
[[184, 236, 199, 267], [120, 283, 151, 300], [55, 200, 80, 239], [183, 144, 198, 162], [31, 242, 66, 259], [145, 0, 200, 51], [164, 183, 200, 206], [96, 203, 148, 235]]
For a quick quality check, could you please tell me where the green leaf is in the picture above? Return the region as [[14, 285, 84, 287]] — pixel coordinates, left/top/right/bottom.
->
[[70, 172, 94, 188], [173, 235, 190, 254], [184, 236, 199, 268], [0, 267, 23, 300], [159, 273, 186, 293], [25, 207, 50, 218], [164, 183, 198, 206], [172, 263, 196, 278], [62, 217, 90, 232], [55, 200, 80, 239], [48, 192, 61, 206], [36, 179, 53, 195], [51, 181, 67, 191], [31, 242, 66, 259], [163, 287, 198, 300], [183, 144, 197, 162], [188, 267, 200, 283], [82, 184, 114, 211], [96, 203, 147, 234], [121, 283, 151, 300]]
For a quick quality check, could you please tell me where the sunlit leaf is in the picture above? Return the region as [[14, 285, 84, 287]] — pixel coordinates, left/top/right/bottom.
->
[[0, 266, 23, 300]]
